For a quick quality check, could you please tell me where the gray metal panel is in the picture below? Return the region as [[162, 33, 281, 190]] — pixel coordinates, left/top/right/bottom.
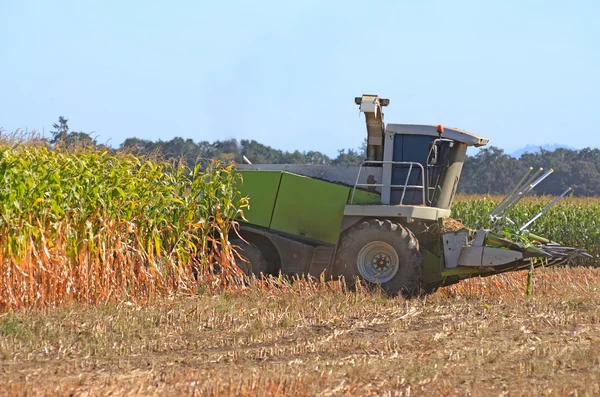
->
[[386, 124, 489, 147], [381, 131, 395, 204], [255, 231, 315, 275], [442, 231, 469, 268], [457, 247, 523, 267], [339, 215, 364, 234], [343, 204, 451, 221], [432, 142, 467, 209], [236, 164, 382, 192]]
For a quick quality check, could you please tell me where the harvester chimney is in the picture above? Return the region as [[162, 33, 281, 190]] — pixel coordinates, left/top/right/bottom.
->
[[355, 94, 388, 161]]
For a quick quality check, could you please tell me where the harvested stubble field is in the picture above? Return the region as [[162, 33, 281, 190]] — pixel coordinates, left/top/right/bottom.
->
[[1, 268, 600, 396]]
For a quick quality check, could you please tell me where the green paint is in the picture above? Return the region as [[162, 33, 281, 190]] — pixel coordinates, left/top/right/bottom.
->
[[235, 171, 282, 228], [349, 189, 380, 204], [526, 262, 533, 299], [270, 172, 349, 244], [485, 232, 549, 258], [420, 249, 444, 284], [527, 232, 550, 244], [235, 170, 365, 244]]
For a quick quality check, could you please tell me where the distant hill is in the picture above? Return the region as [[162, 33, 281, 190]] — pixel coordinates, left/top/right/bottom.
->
[[510, 144, 577, 159]]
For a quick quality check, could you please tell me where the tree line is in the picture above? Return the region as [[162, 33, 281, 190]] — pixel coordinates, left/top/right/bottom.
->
[[49, 117, 600, 196], [119, 137, 367, 167], [460, 146, 600, 196]]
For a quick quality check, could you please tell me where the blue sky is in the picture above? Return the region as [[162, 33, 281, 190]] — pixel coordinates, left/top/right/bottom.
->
[[1, 0, 598, 157]]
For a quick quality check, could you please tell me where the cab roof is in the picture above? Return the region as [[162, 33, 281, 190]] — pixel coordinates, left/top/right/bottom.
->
[[386, 124, 489, 147]]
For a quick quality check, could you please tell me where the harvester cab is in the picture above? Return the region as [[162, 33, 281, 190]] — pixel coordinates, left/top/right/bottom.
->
[[233, 94, 589, 296], [352, 94, 488, 210]]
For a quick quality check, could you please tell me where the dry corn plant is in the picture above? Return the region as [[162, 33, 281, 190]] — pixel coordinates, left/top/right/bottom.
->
[[0, 140, 248, 310]]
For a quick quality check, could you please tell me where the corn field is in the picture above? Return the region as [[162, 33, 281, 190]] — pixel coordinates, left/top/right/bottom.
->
[[453, 194, 600, 260], [1, 138, 599, 310], [0, 142, 247, 310]]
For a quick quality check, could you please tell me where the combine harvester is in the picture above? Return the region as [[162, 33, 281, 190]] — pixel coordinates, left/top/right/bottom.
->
[[233, 95, 589, 295]]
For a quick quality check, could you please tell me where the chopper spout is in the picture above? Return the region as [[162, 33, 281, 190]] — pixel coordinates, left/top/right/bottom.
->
[[355, 94, 389, 161]]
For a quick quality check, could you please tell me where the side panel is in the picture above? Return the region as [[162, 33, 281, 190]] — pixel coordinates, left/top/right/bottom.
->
[[266, 233, 316, 275], [237, 164, 384, 193], [235, 170, 282, 228], [421, 249, 444, 284], [270, 172, 349, 244]]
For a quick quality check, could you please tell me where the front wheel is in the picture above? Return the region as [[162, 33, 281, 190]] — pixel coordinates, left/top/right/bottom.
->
[[333, 219, 423, 297]]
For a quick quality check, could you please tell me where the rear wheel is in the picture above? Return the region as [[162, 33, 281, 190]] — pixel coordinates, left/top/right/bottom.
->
[[333, 219, 423, 297], [230, 238, 268, 278]]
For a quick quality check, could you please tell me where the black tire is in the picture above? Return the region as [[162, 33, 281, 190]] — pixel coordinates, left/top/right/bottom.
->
[[230, 238, 268, 278], [333, 219, 423, 297]]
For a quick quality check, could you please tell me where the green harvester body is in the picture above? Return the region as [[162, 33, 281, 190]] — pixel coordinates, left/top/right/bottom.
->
[[230, 95, 588, 295]]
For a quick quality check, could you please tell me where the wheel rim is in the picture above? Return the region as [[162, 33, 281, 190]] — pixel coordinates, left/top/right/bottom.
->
[[356, 241, 399, 284]]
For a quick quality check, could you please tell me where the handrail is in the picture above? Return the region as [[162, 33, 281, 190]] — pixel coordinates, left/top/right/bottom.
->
[[350, 161, 426, 205]]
